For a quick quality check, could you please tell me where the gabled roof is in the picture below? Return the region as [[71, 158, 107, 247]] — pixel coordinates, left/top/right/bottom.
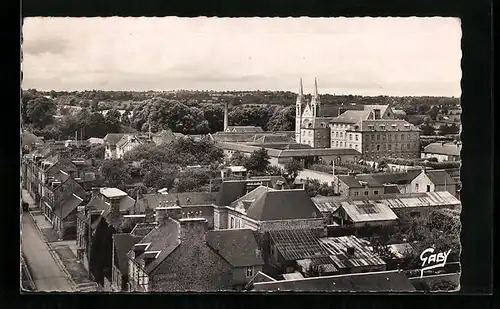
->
[[246, 189, 323, 221], [363, 104, 390, 116], [425, 170, 457, 186], [127, 218, 181, 274], [251, 270, 416, 292], [104, 133, 126, 146], [339, 199, 399, 223], [366, 170, 423, 185], [226, 126, 264, 133], [423, 142, 462, 157], [136, 192, 217, 212], [383, 184, 401, 194], [337, 175, 382, 189], [216, 180, 248, 206], [113, 233, 143, 275], [54, 193, 84, 219], [116, 134, 141, 148], [206, 229, 264, 267], [246, 134, 292, 144], [245, 271, 277, 290]]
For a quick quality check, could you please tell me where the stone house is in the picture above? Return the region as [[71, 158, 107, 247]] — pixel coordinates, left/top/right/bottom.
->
[[115, 134, 142, 159], [126, 207, 264, 291], [104, 133, 127, 160]]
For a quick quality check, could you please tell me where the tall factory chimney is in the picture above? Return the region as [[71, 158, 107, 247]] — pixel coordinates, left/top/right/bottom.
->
[[223, 101, 229, 132]]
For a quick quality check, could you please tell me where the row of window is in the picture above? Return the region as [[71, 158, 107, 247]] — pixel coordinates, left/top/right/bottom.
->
[[364, 143, 418, 152], [230, 216, 242, 229], [352, 190, 379, 196]]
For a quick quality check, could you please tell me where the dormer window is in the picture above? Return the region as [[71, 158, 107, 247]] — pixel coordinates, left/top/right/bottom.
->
[[379, 125, 385, 130], [368, 125, 374, 130]]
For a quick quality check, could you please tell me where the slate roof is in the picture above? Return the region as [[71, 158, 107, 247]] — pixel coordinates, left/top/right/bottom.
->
[[425, 170, 457, 186], [116, 134, 141, 148], [246, 134, 291, 144], [246, 189, 323, 221], [365, 170, 423, 185], [54, 193, 84, 219], [127, 218, 181, 274], [423, 142, 461, 157], [100, 188, 128, 199], [137, 192, 217, 212], [318, 105, 343, 117], [383, 184, 401, 194], [22, 130, 44, 147], [338, 175, 383, 188], [113, 233, 143, 275], [104, 133, 126, 146], [216, 180, 249, 206], [363, 104, 390, 116], [230, 186, 272, 211], [206, 229, 264, 267], [349, 119, 419, 132], [251, 270, 416, 292], [330, 110, 373, 124]]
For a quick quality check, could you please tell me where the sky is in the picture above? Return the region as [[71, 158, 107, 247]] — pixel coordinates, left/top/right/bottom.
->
[[22, 17, 462, 96]]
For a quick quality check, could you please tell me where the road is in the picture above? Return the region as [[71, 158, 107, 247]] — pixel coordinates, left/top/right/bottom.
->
[[21, 213, 74, 292]]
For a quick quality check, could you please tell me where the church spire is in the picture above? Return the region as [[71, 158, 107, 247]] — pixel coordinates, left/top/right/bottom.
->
[[313, 77, 319, 97], [311, 78, 321, 117]]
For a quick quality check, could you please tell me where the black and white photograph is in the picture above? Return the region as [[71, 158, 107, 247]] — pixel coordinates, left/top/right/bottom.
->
[[21, 17, 462, 292]]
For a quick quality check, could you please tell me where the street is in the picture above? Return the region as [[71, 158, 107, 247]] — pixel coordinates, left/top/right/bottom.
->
[[21, 213, 74, 292]]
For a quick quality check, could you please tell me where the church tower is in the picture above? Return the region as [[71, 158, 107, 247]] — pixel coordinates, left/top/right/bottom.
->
[[310, 78, 321, 125], [295, 78, 304, 143]]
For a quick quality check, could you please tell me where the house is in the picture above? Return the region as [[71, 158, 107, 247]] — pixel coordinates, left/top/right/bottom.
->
[[214, 187, 325, 233], [116, 134, 142, 159], [335, 174, 385, 197], [268, 228, 337, 276], [244, 271, 277, 290], [361, 170, 424, 194], [21, 129, 44, 152], [421, 142, 461, 162], [328, 196, 399, 228], [206, 229, 265, 289], [126, 207, 259, 291], [104, 133, 127, 159], [87, 137, 105, 145], [75, 187, 136, 285], [217, 141, 361, 169], [356, 191, 461, 220], [249, 270, 416, 292], [220, 165, 248, 179], [41, 170, 88, 240], [412, 169, 458, 196], [319, 235, 387, 274], [225, 126, 264, 133], [111, 233, 143, 291], [152, 129, 184, 146]]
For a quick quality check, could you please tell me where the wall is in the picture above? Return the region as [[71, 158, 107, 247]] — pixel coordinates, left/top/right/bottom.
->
[[214, 207, 228, 230], [259, 218, 326, 234], [297, 169, 334, 185], [361, 131, 420, 161], [150, 229, 233, 291], [346, 186, 385, 198], [411, 171, 434, 193], [182, 205, 215, 230], [421, 152, 457, 162], [233, 265, 263, 286]]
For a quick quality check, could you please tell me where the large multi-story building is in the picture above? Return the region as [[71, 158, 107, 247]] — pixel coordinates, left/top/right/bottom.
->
[[294, 79, 421, 161]]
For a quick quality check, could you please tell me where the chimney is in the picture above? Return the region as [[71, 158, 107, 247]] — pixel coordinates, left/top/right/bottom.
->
[[374, 109, 381, 120], [175, 197, 181, 207], [144, 206, 154, 223], [133, 243, 148, 258], [223, 101, 229, 132], [166, 206, 182, 220], [110, 198, 121, 216], [346, 246, 355, 256], [155, 207, 168, 225], [91, 187, 100, 200], [179, 218, 208, 243], [143, 252, 156, 266]]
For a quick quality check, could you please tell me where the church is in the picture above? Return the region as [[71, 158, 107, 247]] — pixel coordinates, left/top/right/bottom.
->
[[295, 79, 421, 161]]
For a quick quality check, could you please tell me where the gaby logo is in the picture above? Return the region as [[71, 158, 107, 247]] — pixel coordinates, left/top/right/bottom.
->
[[419, 247, 452, 278]]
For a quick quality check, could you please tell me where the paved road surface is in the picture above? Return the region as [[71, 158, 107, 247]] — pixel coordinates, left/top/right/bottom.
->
[[21, 213, 73, 292]]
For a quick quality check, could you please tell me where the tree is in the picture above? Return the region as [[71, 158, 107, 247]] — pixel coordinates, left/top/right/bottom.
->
[[200, 104, 224, 133], [283, 159, 304, 184], [267, 105, 295, 131], [23, 96, 57, 128], [104, 109, 122, 133], [244, 148, 271, 175], [121, 110, 131, 126], [143, 165, 179, 191], [420, 124, 435, 136], [174, 168, 212, 192], [428, 106, 439, 120], [229, 151, 248, 166], [86, 144, 105, 160], [99, 159, 132, 190]]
